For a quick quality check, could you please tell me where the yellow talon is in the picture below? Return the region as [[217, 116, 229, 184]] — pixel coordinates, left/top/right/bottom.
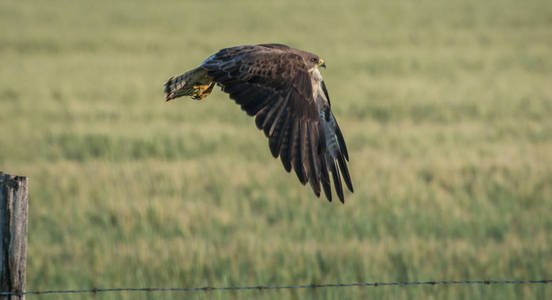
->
[[192, 83, 215, 100]]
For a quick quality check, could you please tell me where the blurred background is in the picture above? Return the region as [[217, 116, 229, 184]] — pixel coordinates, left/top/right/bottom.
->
[[1, 0, 551, 299]]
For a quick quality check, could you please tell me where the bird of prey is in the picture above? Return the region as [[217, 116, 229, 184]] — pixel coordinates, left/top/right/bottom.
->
[[163, 44, 353, 202]]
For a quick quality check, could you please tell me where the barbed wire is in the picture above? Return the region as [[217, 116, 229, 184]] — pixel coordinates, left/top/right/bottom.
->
[[0, 279, 549, 296]]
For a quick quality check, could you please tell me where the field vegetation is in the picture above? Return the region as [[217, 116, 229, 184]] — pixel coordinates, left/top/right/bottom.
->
[[1, 0, 551, 299]]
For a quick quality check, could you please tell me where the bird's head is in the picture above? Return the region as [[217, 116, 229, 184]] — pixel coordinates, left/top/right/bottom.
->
[[298, 51, 326, 69], [307, 55, 326, 69]]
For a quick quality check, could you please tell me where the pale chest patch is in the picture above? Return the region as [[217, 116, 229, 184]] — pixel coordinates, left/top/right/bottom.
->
[[309, 67, 328, 107], [311, 67, 323, 82]]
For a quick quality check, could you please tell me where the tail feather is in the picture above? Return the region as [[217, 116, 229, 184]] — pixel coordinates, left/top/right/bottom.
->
[[164, 67, 214, 101]]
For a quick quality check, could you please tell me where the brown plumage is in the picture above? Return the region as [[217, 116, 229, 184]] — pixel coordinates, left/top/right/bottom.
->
[[163, 44, 353, 202]]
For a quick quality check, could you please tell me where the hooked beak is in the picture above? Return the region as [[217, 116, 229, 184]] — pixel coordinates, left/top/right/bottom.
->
[[319, 59, 326, 68]]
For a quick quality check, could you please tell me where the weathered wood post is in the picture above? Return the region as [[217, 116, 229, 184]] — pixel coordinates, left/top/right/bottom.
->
[[0, 172, 28, 300]]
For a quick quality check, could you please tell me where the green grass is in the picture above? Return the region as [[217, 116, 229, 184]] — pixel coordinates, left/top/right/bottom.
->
[[1, 0, 552, 299]]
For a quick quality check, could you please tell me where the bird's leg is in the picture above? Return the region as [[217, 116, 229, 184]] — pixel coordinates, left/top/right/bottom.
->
[[192, 82, 215, 100]]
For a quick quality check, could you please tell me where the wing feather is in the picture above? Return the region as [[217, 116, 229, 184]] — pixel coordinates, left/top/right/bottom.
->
[[329, 157, 344, 202], [291, 118, 307, 184], [319, 155, 332, 201], [255, 104, 270, 130], [255, 93, 285, 132], [338, 154, 353, 192], [307, 122, 321, 197], [266, 91, 291, 136], [299, 120, 309, 185], [279, 114, 293, 172], [261, 94, 288, 133], [269, 109, 290, 157], [335, 121, 349, 161]]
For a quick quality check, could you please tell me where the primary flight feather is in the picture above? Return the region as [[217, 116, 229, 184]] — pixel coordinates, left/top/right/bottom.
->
[[163, 44, 353, 202]]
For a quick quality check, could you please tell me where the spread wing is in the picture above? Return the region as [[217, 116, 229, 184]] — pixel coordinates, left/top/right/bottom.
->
[[201, 44, 353, 202]]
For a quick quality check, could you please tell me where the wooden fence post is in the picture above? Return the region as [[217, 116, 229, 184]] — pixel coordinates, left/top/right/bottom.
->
[[0, 172, 28, 300]]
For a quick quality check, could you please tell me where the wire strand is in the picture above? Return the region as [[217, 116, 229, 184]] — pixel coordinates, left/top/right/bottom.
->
[[1, 279, 549, 296]]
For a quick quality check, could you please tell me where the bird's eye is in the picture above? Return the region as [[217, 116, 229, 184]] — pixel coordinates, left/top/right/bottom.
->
[[311, 57, 318, 63]]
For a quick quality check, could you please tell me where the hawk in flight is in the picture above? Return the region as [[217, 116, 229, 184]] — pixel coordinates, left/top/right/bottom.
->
[[163, 44, 353, 202]]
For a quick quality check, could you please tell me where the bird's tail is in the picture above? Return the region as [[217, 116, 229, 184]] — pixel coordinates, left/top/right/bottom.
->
[[163, 67, 215, 101]]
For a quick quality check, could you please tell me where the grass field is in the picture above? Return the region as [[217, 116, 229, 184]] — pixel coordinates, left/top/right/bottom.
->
[[1, 0, 551, 299]]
